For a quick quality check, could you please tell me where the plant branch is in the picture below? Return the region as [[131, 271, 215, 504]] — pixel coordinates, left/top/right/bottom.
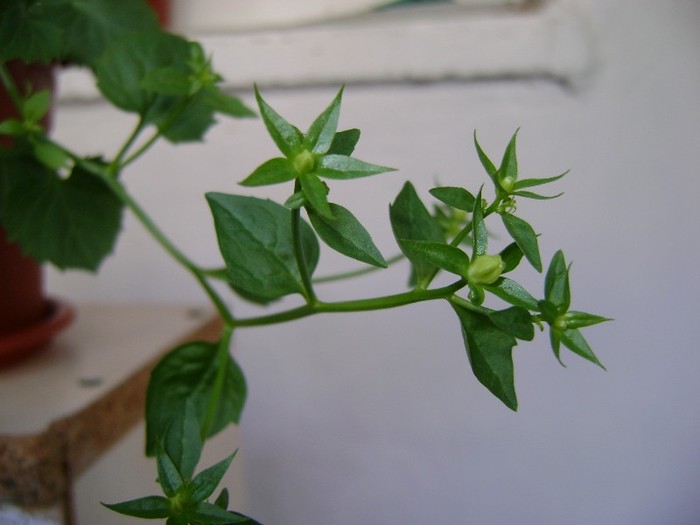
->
[[292, 181, 317, 304]]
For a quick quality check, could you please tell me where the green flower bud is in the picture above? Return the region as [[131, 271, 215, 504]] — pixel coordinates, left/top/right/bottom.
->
[[500, 176, 516, 193], [294, 150, 316, 174], [467, 254, 505, 285]]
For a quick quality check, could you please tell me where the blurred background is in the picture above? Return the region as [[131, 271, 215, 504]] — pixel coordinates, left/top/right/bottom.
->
[[47, 0, 700, 523]]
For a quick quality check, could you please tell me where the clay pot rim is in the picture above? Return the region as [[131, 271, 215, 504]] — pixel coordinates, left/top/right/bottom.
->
[[0, 299, 75, 369]]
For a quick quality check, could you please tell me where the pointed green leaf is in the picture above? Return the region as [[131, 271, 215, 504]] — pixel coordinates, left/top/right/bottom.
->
[[316, 154, 395, 180], [513, 190, 563, 200], [146, 341, 247, 456], [473, 131, 497, 183], [214, 488, 229, 510], [191, 452, 236, 502], [562, 311, 612, 329], [389, 182, 445, 287], [544, 250, 570, 310], [305, 87, 343, 154], [300, 173, 332, 219], [0, 156, 123, 271], [472, 188, 487, 257], [327, 129, 360, 156], [308, 203, 387, 267], [549, 328, 564, 365], [558, 328, 605, 369], [156, 447, 184, 497], [254, 86, 303, 157], [202, 88, 256, 118], [537, 300, 560, 324], [482, 277, 539, 310], [399, 240, 468, 277], [102, 496, 170, 520], [501, 212, 542, 272], [32, 141, 70, 171], [513, 170, 568, 190], [21, 89, 51, 123], [499, 242, 524, 273], [189, 502, 251, 524], [497, 130, 519, 185], [162, 400, 202, 480], [488, 307, 534, 341], [240, 158, 297, 187], [429, 186, 477, 213], [453, 305, 518, 410], [207, 193, 319, 301]]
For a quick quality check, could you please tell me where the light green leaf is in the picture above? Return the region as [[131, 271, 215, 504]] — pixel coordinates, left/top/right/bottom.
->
[[399, 240, 468, 278], [0, 156, 123, 271], [429, 186, 477, 213], [102, 496, 170, 520], [327, 129, 360, 156], [21, 89, 51, 123], [207, 193, 319, 301], [145, 341, 247, 456], [240, 158, 297, 187], [483, 277, 539, 310], [316, 154, 395, 180], [513, 190, 563, 200], [300, 172, 332, 219], [513, 170, 568, 190], [390, 182, 445, 287], [501, 212, 542, 272], [488, 306, 534, 341], [305, 86, 343, 154], [254, 86, 303, 157], [32, 141, 69, 170], [544, 250, 570, 310], [453, 305, 518, 410]]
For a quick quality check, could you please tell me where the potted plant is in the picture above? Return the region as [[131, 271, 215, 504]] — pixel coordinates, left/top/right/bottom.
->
[[0, 1, 609, 523]]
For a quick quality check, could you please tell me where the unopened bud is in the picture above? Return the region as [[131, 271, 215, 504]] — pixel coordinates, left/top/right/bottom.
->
[[467, 254, 505, 285]]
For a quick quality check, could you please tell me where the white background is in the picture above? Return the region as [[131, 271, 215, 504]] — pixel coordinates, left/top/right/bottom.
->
[[47, 0, 700, 523]]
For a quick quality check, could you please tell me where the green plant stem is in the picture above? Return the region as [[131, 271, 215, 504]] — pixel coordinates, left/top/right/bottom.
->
[[200, 324, 234, 440], [292, 181, 317, 304], [109, 116, 147, 177], [233, 279, 466, 328]]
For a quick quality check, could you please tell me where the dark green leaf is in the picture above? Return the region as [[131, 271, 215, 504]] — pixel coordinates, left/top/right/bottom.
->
[[0, 156, 123, 271], [140, 66, 192, 96], [501, 212, 542, 272], [482, 277, 539, 310], [429, 186, 477, 212], [102, 496, 170, 520], [550, 328, 563, 364], [300, 172, 332, 219], [202, 88, 256, 118], [255, 86, 303, 157], [305, 86, 343, 154], [452, 305, 518, 410], [512, 190, 563, 200], [214, 488, 229, 510], [146, 341, 247, 456], [156, 447, 184, 497], [488, 306, 534, 341], [399, 240, 468, 277], [513, 170, 568, 190], [240, 158, 297, 187], [316, 154, 395, 180], [537, 300, 560, 324], [308, 203, 387, 268], [207, 193, 319, 301], [471, 188, 487, 257], [327, 129, 360, 156], [162, 400, 202, 480], [497, 130, 519, 185], [0, 1, 64, 63], [558, 328, 605, 369], [499, 242, 524, 273], [389, 182, 445, 287], [191, 452, 236, 502], [156, 91, 216, 143], [189, 502, 251, 524], [473, 131, 498, 183], [544, 250, 570, 310]]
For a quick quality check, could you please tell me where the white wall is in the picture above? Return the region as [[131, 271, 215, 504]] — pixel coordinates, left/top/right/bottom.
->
[[48, 1, 700, 523]]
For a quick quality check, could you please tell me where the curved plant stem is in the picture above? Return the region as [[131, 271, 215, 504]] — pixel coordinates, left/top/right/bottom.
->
[[292, 182, 317, 304]]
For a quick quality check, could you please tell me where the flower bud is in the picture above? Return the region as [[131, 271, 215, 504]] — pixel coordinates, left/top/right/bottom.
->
[[467, 254, 505, 285], [294, 150, 315, 174]]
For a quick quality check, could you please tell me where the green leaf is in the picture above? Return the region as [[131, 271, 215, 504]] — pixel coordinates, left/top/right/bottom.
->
[[513, 170, 568, 190], [102, 496, 170, 520], [300, 172, 332, 219], [255, 86, 303, 158], [537, 300, 560, 324], [512, 190, 563, 200], [214, 488, 229, 510], [146, 341, 247, 456], [0, 1, 64, 63], [482, 277, 539, 310], [308, 203, 387, 268], [399, 240, 468, 278], [544, 250, 570, 310], [488, 306, 534, 341], [162, 400, 202, 480], [497, 130, 519, 186], [389, 182, 445, 287], [452, 305, 518, 410], [305, 86, 343, 154], [562, 311, 612, 329], [156, 447, 184, 497], [471, 188, 487, 257], [189, 502, 251, 524], [429, 186, 477, 213], [316, 154, 395, 180], [550, 328, 563, 364], [201, 88, 256, 118], [155, 91, 216, 144], [140, 66, 192, 96], [32, 141, 69, 170], [327, 129, 360, 156], [0, 156, 123, 271], [473, 131, 498, 184], [0, 119, 24, 136], [240, 158, 297, 187], [21, 89, 51, 123], [207, 193, 319, 301], [500, 212, 542, 272], [558, 328, 605, 369], [499, 242, 524, 273], [190, 452, 236, 502]]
